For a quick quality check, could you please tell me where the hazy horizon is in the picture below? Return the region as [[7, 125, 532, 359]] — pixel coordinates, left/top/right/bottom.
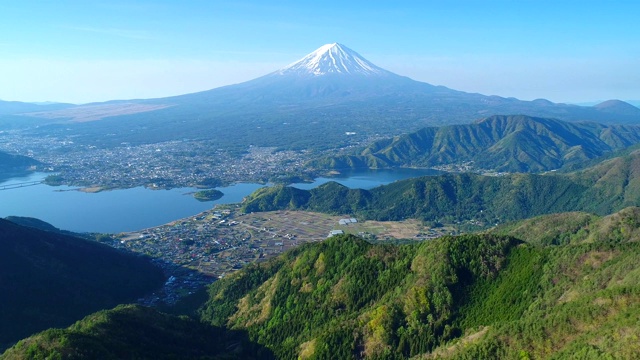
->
[[1, 1, 639, 105]]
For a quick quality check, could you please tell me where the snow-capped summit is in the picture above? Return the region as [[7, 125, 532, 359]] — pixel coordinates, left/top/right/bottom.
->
[[277, 43, 389, 77]]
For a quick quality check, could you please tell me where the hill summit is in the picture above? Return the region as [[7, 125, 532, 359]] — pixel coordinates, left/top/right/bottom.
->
[[593, 99, 640, 117]]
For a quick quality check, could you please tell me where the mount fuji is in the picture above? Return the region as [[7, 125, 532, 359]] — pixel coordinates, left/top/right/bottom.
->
[[166, 43, 438, 103], [276, 43, 390, 77], [11, 43, 640, 149]]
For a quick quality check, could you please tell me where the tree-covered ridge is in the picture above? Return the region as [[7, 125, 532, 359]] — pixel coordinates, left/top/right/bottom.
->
[[0, 219, 165, 351], [0, 304, 274, 360], [200, 234, 520, 359], [488, 206, 640, 247], [311, 115, 640, 173], [0, 150, 39, 179], [244, 150, 640, 224], [198, 207, 640, 359], [5, 208, 640, 359], [434, 207, 640, 359]]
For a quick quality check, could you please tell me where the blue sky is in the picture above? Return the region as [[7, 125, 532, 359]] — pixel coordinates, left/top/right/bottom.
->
[[1, 0, 638, 104]]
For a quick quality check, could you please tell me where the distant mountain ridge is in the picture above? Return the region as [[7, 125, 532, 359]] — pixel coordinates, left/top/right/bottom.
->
[[243, 148, 640, 223], [0, 99, 73, 115], [5, 44, 640, 150], [593, 99, 640, 117], [311, 115, 640, 172]]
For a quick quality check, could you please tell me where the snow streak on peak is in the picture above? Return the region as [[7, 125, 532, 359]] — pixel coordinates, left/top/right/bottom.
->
[[277, 43, 387, 77]]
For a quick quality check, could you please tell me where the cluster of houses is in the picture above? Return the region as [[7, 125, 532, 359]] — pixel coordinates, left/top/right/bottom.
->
[[10, 131, 309, 191]]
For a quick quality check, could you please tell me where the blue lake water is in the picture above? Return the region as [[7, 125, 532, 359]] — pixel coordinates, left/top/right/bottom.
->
[[291, 168, 441, 190], [0, 168, 440, 233]]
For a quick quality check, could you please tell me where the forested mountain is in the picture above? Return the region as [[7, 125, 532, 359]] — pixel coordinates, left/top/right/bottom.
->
[[5, 208, 640, 359], [0, 219, 165, 350], [7, 45, 640, 151], [196, 209, 640, 359], [3, 216, 62, 233], [243, 149, 640, 224], [200, 233, 519, 359], [1, 305, 273, 360], [311, 115, 640, 173], [0, 151, 39, 180]]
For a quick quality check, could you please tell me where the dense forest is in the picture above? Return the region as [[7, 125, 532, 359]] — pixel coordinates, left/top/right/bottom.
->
[[196, 207, 640, 359], [6, 207, 640, 359], [1, 305, 273, 360], [0, 151, 39, 180], [0, 219, 165, 351], [244, 149, 640, 224], [310, 115, 640, 173], [200, 233, 520, 359]]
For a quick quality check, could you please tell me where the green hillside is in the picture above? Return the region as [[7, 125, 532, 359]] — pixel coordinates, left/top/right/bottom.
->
[[311, 115, 640, 173], [197, 207, 640, 359], [5, 208, 640, 359], [0, 219, 165, 350], [244, 150, 640, 224], [1, 305, 273, 360], [441, 207, 640, 359], [200, 233, 519, 359]]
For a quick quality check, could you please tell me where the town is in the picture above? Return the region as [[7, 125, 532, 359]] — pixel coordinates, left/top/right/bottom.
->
[[0, 130, 377, 191], [0, 130, 314, 188], [105, 206, 457, 305]]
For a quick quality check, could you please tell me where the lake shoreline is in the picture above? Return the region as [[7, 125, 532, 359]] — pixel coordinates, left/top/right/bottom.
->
[[1, 168, 443, 233]]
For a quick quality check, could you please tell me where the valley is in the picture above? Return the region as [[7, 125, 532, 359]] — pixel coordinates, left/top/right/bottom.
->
[[111, 208, 458, 305]]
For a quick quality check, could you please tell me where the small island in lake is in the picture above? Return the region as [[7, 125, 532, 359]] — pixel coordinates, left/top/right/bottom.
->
[[193, 189, 224, 202]]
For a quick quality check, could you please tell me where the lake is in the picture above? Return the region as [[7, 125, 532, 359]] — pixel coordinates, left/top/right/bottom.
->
[[291, 168, 441, 190], [0, 168, 440, 233]]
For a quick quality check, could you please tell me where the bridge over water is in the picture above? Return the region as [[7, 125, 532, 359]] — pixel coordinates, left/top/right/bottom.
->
[[0, 180, 43, 191]]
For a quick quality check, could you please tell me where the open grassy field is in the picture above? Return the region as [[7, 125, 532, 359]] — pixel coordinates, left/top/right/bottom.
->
[[235, 210, 453, 243]]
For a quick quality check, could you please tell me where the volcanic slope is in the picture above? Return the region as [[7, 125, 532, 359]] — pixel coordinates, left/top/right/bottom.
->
[[15, 44, 640, 149]]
